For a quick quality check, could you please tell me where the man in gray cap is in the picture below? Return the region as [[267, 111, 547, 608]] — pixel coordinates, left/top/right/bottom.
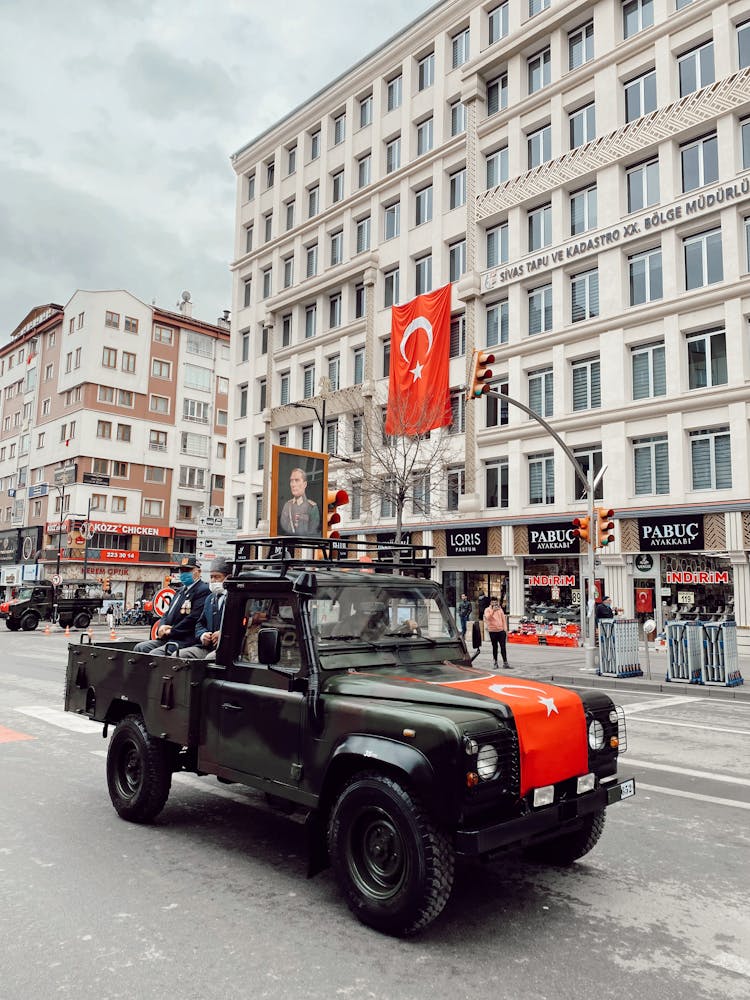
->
[[133, 555, 210, 654], [179, 557, 232, 660]]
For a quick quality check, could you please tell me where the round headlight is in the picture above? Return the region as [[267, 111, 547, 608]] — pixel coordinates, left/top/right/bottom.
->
[[476, 744, 499, 780], [609, 709, 619, 724], [588, 719, 605, 750], [464, 737, 479, 756]]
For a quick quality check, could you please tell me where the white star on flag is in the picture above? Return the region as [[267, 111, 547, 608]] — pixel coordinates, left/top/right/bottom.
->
[[410, 360, 424, 381]]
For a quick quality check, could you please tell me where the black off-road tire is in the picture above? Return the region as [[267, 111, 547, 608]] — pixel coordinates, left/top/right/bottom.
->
[[524, 808, 606, 866], [327, 772, 454, 936], [73, 612, 91, 630], [20, 613, 39, 631], [107, 715, 174, 823], [6, 619, 20, 631]]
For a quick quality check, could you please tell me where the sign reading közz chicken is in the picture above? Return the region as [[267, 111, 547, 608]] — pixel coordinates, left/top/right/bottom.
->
[[527, 524, 578, 554], [445, 527, 488, 557], [639, 515, 704, 551]]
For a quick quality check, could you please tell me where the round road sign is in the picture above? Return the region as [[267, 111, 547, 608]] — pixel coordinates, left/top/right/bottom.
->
[[152, 586, 176, 618], [52, 574, 62, 586]]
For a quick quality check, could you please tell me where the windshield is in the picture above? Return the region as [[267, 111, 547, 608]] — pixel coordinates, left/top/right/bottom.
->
[[16, 587, 35, 601], [311, 582, 458, 655]]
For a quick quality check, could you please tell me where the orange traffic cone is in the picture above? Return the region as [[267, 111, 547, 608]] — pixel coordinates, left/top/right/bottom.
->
[[65, 625, 70, 637], [87, 627, 93, 638], [44, 622, 51, 635], [110, 628, 117, 640]]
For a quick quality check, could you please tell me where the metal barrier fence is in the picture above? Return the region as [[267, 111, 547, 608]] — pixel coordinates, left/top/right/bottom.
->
[[598, 619, 643, 678], [665, 620, 743, 687]]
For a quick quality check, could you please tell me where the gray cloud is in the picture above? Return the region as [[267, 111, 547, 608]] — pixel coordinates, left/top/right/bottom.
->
[[121, 42, 238, 120]]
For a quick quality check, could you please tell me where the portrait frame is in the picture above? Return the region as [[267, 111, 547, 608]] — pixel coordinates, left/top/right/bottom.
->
[[270, 445, 328, 539]]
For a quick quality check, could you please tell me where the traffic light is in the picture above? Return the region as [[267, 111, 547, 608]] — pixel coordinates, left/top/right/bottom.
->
[[572, 516, 591, 546], [325, 488, 349, 539], [468, 350, 496, 399], [597, 508, 615, 548], [102, 576, 111, 593]]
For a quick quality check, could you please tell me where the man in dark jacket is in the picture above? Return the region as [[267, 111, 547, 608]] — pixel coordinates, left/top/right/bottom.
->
[[133, 555, 210, 654], [179, 557, 231, 660]]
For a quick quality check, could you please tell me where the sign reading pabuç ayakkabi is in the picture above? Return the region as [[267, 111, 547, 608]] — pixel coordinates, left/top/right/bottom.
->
[[638, 515, 704, 551]]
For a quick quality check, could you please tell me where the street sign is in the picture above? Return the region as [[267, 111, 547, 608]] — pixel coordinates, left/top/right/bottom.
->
[[197, 515, 238, 563], [83, 473, 110, 486], [52, 574, 62, 586], [152, 587, 176, 618], [53, 465, 77, 487], [28, 483, 49, 499]]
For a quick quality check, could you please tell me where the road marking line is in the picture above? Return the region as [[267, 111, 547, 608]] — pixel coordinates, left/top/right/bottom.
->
[[637, 782, 750, 810], [627, 717, 750, 737], [626, 758, 750, 787], [15, 706, 101, 734], [708, 953, 750, 978], [0, 724, 35, 744], [622, 696, 701, 715]]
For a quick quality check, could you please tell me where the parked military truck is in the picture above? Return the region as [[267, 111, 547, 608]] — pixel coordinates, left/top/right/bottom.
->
[[2, 579, 105, 631], [64, 537, 634, 936]]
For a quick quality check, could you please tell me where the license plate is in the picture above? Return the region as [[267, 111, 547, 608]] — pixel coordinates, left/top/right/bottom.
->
[[607, 777, 636, 804]]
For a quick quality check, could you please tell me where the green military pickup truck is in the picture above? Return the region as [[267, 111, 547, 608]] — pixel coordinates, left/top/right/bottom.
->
[[2, 579, 104, 631], [64, 538, 634, 936]]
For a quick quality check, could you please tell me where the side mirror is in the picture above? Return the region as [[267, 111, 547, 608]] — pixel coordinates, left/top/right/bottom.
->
[[257, 627, 281, 666], [471, 620, 482, 651]]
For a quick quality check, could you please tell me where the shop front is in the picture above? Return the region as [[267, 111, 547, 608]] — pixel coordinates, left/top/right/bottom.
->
[[523, 523, 584, 626], [439, 527, 508, 625]]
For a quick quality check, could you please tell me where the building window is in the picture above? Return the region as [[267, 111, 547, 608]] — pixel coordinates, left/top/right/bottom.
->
[[632, 342, 666, 399], [571, 269, 599, 322], [678, 41, 715, 97], [285, 199, 295, 231], [690, 427, 731, 490], [684, 229, 723, 290], [116, 423, 132, 442], [256, 437, 265, 471], [528, 48, 551, 93], [359, 94, 373, 127], [303, 364, 316, 398], [629, 248, 663, 305], [329, 293, 342, 329], [416, 117, 434, 156], [113, 496, 127, 513], [486, 301, 509, 347], [745, 216, 750, 271], [112, 461, 128, 477], [283, 255, 294, 289], [308, 185, 319, 218], [96, 420, 112, 439], [305, 243, 318, 278], [570, 185, 597, 235], [324, 419, 338, 455], [486, 378, 509, 427], [680, 133, 718, 192], [243, 279, 252, 308], [739, 20, 750, 69], [529, 0, 550, 14], [246, 172, 255, 200], [449, 390, 466, 434], [301, 425, 313, 451], [528, 204, 551, 251], [102, 347, 117, 369], [124, 316, 138, 334], [149, 429, 167, 451], [449, 241, 466, 282], [279, 372, 290, 407], [634, 435, 669, 495], [330, 231, 343, 266], [415, 255, 432, 295], [486, 459, 509, 509], [310, 129, 320, 160], [143, 499, 164, 518], [415, 186, 433, 226], [245, 224, 254, 253], [485, 238, 520, 305], [358, 153, 371, 188], [264, 212, 272, 242], [332, 170, 344, 203], [569, 103, 595, 148], [281, 313, 292, 347], [528, 284, 553, 334], [452, 27, 470, 68], [450, 100, 466, 135], [529, 453, 555, 505], [327, 355, 340, 392], [384, 267, 400, 307], [572, 447, 604, 500], [447, 468, 465, 511], [489, 3, 509, 45], [487, 73, 508, 116], [687, 329, 727, 388], [384, 201, 400, 239], [627, 158, 659, 212], [529, 367, 553, 418], [387, 74, 402, 111], [449, 314, 466, 358], [355, 283, 365, 319], [305, 304, 317, 340], [262, 267, 272, 299], [356, 216, 371, 253], [353, 348, 365, 386], [386, 136, 401, 173], [105, 310, 120, 328], [287, 145, 297, 175], [449, 168, 466, 209], [333, 112, 345, 145], [418, 51, 434, 90], [528, 125, 552, 168], [623, 0, 654, 40], [486, 147, 508, 188], [625, 69, 656, 122], [236, 439, 246, 474], [266, 158, 275, 188], [569, 21, 594, 69], [150, 394, 169, 414], [349, 482, 362, 518], [572, 357, 601, 410]]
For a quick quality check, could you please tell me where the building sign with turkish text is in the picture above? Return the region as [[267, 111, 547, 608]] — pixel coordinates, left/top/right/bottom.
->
[[445, 527, 488, 557], [665, 571, 730, 585], [527, 524, 578, 554], [528, 575, 576, 587], [639, 515, 704, 551]]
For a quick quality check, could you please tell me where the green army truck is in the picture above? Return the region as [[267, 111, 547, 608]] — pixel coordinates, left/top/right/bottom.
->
[[64, 538, 634, 936], [2, 579, 105, 631]]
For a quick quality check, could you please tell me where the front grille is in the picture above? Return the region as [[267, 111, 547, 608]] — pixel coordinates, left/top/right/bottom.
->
[[586, 703, 626, 756], [466, 727, 520, 801]]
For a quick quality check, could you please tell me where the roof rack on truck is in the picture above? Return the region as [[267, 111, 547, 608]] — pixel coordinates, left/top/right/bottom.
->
[[230, 535, 434, 577]]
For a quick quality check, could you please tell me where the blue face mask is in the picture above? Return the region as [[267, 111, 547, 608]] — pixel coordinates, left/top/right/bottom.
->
[[179, 571, 194, 587]]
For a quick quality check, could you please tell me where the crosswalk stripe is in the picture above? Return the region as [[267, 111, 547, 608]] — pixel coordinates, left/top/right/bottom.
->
[[637, 782, 750, 810], [15, 706, 101, 734]]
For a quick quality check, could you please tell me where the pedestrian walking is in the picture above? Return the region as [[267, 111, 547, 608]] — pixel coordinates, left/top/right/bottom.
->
[[484, 597, 510, 670], [105, 604, 115, 631], [457, 593, 472, 638]]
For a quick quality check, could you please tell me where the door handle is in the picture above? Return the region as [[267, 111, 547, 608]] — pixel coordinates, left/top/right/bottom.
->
[[221, 702, 243, 711]]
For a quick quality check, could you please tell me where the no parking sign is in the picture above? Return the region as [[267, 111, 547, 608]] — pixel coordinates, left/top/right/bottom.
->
[[152, 587, 176, 618]]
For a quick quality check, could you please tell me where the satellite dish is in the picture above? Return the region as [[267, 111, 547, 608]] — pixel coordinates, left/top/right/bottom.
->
[[181, 290, 191, 302]]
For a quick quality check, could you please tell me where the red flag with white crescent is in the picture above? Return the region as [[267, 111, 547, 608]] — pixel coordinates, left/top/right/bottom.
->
[[385, 283, 452, 437]]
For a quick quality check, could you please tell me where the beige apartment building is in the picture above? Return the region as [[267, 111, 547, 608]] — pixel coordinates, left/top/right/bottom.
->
[[0, 292, 230, 607], [230, 0, 750, 646]]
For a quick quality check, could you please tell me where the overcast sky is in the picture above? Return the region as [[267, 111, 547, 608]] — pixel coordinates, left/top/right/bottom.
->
[[0, 0, 436, 335]]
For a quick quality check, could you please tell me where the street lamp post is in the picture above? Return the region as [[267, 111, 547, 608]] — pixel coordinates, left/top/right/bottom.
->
[[82, 495, 93, 582], [54, 484, 66, 579], [291, 397, 327, 452]]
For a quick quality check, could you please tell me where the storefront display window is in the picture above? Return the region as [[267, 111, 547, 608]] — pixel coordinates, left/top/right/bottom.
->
[[523, 557, 580, 624], [659, 553, 733, 623], [443, 570, 508, 622]]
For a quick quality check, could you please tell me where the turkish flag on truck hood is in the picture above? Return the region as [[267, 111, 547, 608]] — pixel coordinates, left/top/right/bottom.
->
[[385, 284, 452, 437]]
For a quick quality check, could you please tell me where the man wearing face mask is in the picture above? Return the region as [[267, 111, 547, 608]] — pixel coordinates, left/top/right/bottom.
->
[[178, 557, 231, 660], [133, 555, 210, 654]]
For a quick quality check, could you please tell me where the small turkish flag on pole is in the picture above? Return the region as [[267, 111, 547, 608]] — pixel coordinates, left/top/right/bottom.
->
[[385, 283, 452, 437]]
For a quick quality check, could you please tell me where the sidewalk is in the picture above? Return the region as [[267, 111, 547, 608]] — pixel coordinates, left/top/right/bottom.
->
[[471, 640, 749, 702]]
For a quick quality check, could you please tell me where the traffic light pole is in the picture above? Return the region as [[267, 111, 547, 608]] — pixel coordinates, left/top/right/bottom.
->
[[470, 385, 600, 671]]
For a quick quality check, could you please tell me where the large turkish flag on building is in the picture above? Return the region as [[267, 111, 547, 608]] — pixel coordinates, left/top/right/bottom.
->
[[385, 283, 452, 437]]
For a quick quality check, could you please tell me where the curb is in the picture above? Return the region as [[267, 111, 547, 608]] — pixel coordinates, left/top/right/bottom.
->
[[546, 673, 750, 701]]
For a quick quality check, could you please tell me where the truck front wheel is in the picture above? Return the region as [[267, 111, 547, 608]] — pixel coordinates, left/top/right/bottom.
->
[[6, 619, 20, 631], [327, 772, 454, 936], [524, 808, 606, 866], [73, 613, 91, 629], [107, 715, 174, 823], [20, 613, 39, 631]]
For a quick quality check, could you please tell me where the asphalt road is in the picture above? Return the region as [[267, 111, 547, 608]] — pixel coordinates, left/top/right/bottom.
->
[[1, 627, 748, 1000]]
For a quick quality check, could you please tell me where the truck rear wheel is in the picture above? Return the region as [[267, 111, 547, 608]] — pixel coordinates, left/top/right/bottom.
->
[[327, 772, 454, 936], [524, 808, 606, 866], [20, 613, 39, 631], [73, 612, 91, 629], [107, 715, 174, 823]]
